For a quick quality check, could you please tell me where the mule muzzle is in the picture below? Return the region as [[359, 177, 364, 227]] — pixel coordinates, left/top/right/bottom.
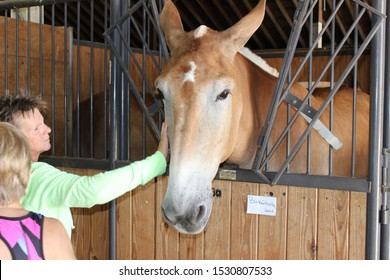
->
[[161, 200, 212, 234]]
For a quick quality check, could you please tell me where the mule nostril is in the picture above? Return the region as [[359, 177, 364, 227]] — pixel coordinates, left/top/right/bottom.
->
[[193, 204, 207, 224], [161, 206, 176, 225]]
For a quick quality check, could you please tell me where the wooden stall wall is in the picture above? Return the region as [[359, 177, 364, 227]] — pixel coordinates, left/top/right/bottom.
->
[[0, 16, 369, 259], [0, 16, 71, 155]]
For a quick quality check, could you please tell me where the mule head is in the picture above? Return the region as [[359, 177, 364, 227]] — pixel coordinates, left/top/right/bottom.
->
[[156, 0, 267, 234]]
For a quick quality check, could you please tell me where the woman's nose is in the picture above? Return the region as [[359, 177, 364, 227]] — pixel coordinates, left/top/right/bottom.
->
[[45, 124, 52, 133]]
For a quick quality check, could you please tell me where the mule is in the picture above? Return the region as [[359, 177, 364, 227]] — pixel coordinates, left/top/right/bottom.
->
[[155, 0, 370, 234]]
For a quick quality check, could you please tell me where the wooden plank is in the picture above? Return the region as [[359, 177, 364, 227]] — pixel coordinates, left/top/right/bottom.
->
[[179, 232, 204, 260], [258, 184, 288, 260], [72, 46, 108, 104], [317, 189, 350, 259], [116, 189, 132, 259], [155, 176, 180, 259], [230, 181, 259, 259], [286, 186, 318, 260], [204, 180, 232, 259], [131, 181, 156, 259], [0, 16, 66, 61], [59, 167, 109, 260], [349, 191, 366, 259]]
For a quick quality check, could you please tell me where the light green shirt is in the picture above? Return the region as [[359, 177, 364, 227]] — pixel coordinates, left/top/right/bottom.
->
[[20, 151, 166, 238]]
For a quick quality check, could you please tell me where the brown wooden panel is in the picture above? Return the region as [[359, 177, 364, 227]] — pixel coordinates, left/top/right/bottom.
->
[[131, 181, 156, 259], [230, 182, 259, 259], [179, 232, 204, 260], [349, 191, 366, 259], [0, 16, 66, 60], [204, 180, 232, 259], [116, 189, 132, 259], [258, 184, 288, 260], [155, 176, 180, 259], [286, 187, 318, 260], [59, 167, 109, 260], [317, 189, 350, 259]]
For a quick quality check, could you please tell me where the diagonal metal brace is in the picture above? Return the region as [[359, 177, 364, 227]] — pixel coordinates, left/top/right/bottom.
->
[[284, 92, 343, 150]]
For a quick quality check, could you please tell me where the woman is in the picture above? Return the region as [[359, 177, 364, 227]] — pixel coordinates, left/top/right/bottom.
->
[[0, 93, 169, 238], [0, 122, 76, 260]]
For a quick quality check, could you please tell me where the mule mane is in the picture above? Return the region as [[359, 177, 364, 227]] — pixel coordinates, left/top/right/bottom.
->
[[239, 47, 279, 77]]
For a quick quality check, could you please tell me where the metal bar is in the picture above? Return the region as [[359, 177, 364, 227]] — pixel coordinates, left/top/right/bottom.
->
[[4, 15, 8, 90], [272, 15, 384, 184], [108, 0, 122, 261], [351, 1, 359, 178], [64, 3, 70, 156], [216, 168, 370, 192], [105, 27, 161, 140], [307, 0, 313, 175], [0, 0, 86, 9], [103, 0, 108, 159], [150, 0, 169, 63], [27, 9, 31, 93], [366, 0, 386, 261], [118, 0, 128, 161], [380, 0, 390, 261], [260, 6, 382, 183], [89, 0, 95, 157], [40, 155, 110, 170], [51, 4, 56, 154], [103, 0, 111, 158], [76, 1, 81, 156], [329, 0, 335, 176], [142, 4, 147, 159], [15, 9, 19, 89], [252, 0, 310, 171]]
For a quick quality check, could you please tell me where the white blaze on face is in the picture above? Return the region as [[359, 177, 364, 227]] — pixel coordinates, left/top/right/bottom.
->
[[182, 61, 197, 84]]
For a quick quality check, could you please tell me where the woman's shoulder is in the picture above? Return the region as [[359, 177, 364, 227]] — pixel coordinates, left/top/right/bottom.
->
[[42, 217, 77, 260]]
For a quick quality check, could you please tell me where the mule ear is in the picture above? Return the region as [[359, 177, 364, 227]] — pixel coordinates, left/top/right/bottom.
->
[[220, 0, 266, 59], [160, 0, 187, 52]]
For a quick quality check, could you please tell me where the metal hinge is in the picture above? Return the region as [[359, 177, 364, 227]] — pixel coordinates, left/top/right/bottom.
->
[[380, 148, 390, 225], [382, 148, 390, 193], [108, 60, 112, 85]]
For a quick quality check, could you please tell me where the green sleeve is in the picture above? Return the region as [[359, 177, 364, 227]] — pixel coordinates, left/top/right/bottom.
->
[[23, 151, 167, 208]]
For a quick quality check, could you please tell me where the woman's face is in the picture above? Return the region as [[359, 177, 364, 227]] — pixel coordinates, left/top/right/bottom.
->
[[14, 108, 51, 162]]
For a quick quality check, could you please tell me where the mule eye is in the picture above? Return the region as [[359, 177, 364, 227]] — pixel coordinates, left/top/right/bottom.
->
[[157, 88, 165, 100], [216, 90, 230, 101]]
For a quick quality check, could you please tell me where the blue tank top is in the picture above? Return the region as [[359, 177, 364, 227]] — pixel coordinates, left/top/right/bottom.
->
[[0, 212, 44, 260]]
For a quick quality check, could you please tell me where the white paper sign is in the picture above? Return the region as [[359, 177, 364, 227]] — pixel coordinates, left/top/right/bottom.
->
[[246, 195, 277, 216]]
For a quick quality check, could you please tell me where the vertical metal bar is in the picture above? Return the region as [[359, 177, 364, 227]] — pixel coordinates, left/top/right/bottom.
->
[[103, 0, 108, 157], [4, 14, 8, 91], [252, 0, 310, 172], [15, 8, 19, 90], [67, 5, 74, 158], [27, 8, 31, 93], [329, 0, 335, 176], [366, 0, 385, 260], [108, 0, 121, 261], [51, 4, 56, 154], [89, 0, 95, 157], [307, 0, 313, 175], [351, 2, 359, 177], [380, 0, 390, 261], [76, 0, 81, 156], [142, 3, 147, 159], [39, 5, 43, 97], [64, 2, 69, 156], [119, 0, 129, 161]]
